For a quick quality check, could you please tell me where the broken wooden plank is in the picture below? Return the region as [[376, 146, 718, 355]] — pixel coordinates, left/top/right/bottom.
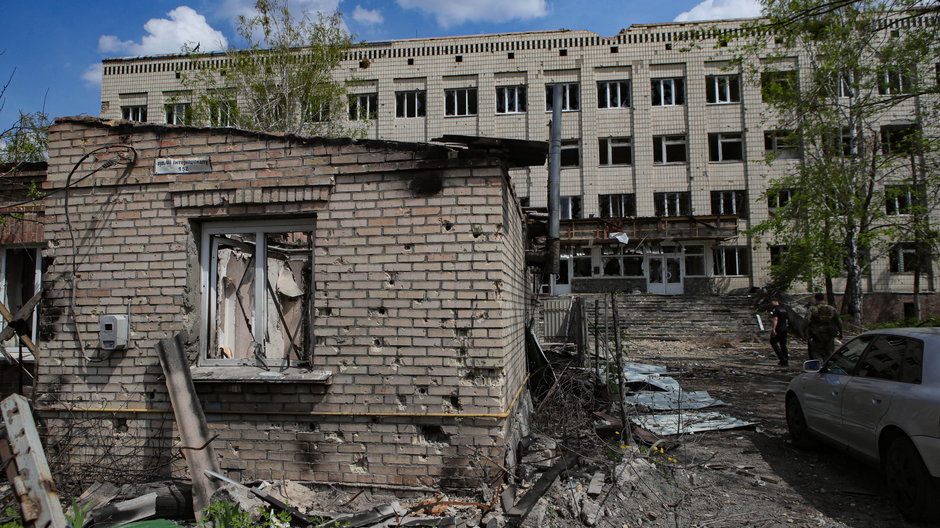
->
[[156, 332, 221, 519], [586, 472, 605, 497], [506, 452, 579, 525], [89, 492, 158, 528], [0, 394, 67, 528], [205, 470, 312, 526]]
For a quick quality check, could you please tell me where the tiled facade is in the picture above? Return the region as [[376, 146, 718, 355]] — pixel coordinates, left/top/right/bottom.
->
[[97, 17, 939, 306], [36, 117, 535, 488]]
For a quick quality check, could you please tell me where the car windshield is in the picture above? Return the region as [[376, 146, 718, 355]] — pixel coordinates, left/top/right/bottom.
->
[[824, 335, 874, 375]]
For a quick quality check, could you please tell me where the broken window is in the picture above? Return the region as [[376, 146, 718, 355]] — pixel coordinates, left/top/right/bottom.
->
[[560, 139, 580, 167], [560, 196, 582, 220], [684, 245, 705, 276], [598, 137, 633, 166], [764, 130, 800, 159], [121, 105, 147, 122], [889, 243, 927, 274], [545, 83, 580, 112], [878, 67, 914, 95], [710, 190, 747, 217], [496, 85, 526, 114], [395, 91, 426, 118], [767, 189, 793, 214], [708, 133, 744, 162], [885, 185, 914, 215], [598, 193, 636, 218], [651, 78, 685, 106], [653, 192, 691, 217], [705, 75, 740, 104], [0, 247, 42, 353], [444, 88, 478, 117], [652, 135, 687, 164], [761, 70, 797, 103], [164, 103, 191, 125], [348, 93, 378, 120], [208, 99, 236, 127], [201, 221, 314, 366], [597, 81, 631, 109], [713, 246, 749, 276]]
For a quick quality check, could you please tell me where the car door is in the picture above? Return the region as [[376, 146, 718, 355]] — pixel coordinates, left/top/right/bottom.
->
[[800, 335, 873, 444], [841, 335, 906, 459]]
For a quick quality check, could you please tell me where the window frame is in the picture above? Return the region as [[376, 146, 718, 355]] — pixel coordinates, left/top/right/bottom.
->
[[684, 245, 706, 276], [395, 90, 426, 118], [597, 80, 631, 109], [121, 105, 147, 122], [199, 219, 315, 367], [885, 185, 913, 216], [708, 132, 745, 162], [764, 130, 801, 159], [653, 191, 691, 217], [598, 193, 636, 218], [164, 103, 191, 125], [705, 74, 741, 104], [651, 78, 686, 106], [598, 137, 633, 166], [878, 68, 914, 95], [560, 139, 580, 167], [761, 70, 798, 103], [496, 85, 527, 114], [712, 246, 750, 276], [653, 135, 688, 164], [767, 189, 793, 214], [0, 247, 42, 355], [444, 87, 478, 117], [711, 190, 747, 217], [545, 83, 581, 112], [348, 93, 378, 120], [889, 242, 927, 274]]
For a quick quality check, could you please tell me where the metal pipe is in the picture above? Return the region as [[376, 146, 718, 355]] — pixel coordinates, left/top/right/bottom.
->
[[546, 85, 562, 276]]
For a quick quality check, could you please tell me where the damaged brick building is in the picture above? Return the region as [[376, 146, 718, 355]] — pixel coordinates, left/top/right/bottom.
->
[[35, 116, 547, 488]]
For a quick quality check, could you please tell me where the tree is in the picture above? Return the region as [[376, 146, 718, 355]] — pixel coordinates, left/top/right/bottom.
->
[[0, 61, 50, 166], [181, 0, 358, 137], [744, 0, 940, 325]]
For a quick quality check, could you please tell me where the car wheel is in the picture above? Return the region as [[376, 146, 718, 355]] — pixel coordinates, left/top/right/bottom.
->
[[785, 395, 813, 448], [884, 436, 940, 523]]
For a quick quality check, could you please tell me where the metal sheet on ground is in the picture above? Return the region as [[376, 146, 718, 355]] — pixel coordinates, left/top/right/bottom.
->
[[630, 411, 756, 436], [624, 391, 726, 411]]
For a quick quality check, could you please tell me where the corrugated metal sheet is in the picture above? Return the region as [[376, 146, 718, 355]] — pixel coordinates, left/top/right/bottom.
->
[[543, 297, 573, 340]]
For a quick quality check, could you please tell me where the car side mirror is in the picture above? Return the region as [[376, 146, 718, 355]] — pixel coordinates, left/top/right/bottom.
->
[[803, 360, 821, 373]]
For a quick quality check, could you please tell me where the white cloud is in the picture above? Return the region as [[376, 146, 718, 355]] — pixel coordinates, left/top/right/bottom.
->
[[218, 0, 341, 25], [98, 6, 228, 57], [82, 63, 104, 86], [352, 5, 384, 26], [396, 0, 549, 28], [674, 0, 762, 22]]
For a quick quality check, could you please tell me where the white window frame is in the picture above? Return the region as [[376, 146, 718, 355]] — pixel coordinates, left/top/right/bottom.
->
[[713, 246, 749, 276], [395, 90, 426, 118], [879, 69, 913, 95], [705, 75, 740, 104], [199, 219, 315, 366], [560, 196, 582, 220], [889, 243, 920, 273], [655, 192, 690, 217], [598, 193, 635, 218], [597, 81, 631, 109], [684, 245, 706, 277], [0, 247, 42, 355], [165, 103, 190, 125], [708, 132, 744, 162], [121, 105, 147, 122], [767, 189, 793, 214], [444, 88, 478, 117], [208, 99, 236, 127], [712, 190, 745, 215], [598, 137, 633, 166], [496, 85, 526, 114], [885, 185, 913, 216], [651, 78, 685, 106], [545, 83, 580, 112], [653, 135, 687, 164], [764, 130, 800, 159], [348, 93, 377, 120]]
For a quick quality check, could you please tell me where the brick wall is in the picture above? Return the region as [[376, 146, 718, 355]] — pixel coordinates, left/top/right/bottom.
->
[[37, 117, 533, 489]]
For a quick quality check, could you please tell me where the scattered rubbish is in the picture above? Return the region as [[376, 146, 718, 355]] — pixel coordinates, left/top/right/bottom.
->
[[586, 472, 605, 497], [631, 411, 757, 436], [506, 452, 579, 524]]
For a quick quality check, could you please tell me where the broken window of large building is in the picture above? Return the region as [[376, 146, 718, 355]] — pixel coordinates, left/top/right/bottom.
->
[[0, 247, 42, 354], [200, 221, 313, 366]]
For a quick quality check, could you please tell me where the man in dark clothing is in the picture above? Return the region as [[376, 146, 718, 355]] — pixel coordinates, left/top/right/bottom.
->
[[807, 292, 843, 360], [770, 298, 790, 366]]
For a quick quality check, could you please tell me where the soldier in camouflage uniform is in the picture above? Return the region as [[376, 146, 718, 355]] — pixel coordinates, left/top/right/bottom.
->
[[807, 292, 843, 360]]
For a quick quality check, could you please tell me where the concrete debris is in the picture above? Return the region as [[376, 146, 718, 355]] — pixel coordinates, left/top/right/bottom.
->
[[580, 496, 603, 526], [614, 457, 655, 486], [586, 472, 605, 497]]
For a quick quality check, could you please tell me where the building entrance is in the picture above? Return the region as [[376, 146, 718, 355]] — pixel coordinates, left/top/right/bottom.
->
[[646, 246, 683, 295]]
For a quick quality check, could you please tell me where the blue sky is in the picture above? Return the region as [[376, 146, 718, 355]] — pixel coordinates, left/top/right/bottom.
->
[[0, 0, 761, 126]]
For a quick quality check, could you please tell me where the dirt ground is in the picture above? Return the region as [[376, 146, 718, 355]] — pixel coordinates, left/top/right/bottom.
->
[[528, 337, 924, 528]]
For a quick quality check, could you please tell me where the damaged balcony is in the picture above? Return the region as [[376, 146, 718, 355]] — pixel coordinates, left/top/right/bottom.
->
[[559, 214, 740, 243]]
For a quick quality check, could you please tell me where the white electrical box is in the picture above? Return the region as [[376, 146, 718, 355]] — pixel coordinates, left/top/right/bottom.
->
[[99, 315, 129, 351]]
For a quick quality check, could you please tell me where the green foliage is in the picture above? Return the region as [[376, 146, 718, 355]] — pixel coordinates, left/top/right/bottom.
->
[[196, 500, 295, 528], [741, 0, 940, 323], [0, 506, 22, 528], [66, 498, 91, 528], [181, 0, 360, 138], [0, 110, 49, 163], [867, 316, 940, 329]]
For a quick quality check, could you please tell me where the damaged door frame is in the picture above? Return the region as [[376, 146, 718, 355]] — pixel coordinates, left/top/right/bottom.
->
[[199, 218, 315, 367]]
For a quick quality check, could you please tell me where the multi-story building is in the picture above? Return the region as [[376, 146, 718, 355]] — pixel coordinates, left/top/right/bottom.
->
[[97, 16, 939, 314]]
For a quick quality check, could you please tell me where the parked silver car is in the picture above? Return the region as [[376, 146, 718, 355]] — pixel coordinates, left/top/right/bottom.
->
[[785, 328, 940, 522]]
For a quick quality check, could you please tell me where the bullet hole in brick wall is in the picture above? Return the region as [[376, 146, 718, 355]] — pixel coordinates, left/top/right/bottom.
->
[[403, 244, 413, 252], [410, 171, 443, 195], [386, 273, 396, 286], [147, 390, 156, 401], [471, 225, 484, 238], [377, 307, 387, 315], [419, 425, 451, 444], [416, 385, 428, 396], [449, 395, 462, 410], [112, 418, 128, 433], [442, 220, 454, 231], [397, 394, 407, 406], [319, 307, 333, 316], [232, 445, 240, 454], [458, 347, 467, 357], [373, 338, 382, 347], [316, 336, 326, 346], [307, 422, 319, 432], [455, 328, 469, 337]]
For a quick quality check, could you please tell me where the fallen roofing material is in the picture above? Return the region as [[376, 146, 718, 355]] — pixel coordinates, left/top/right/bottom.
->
[[624, 390, 726, 411], [630, 411, 756, 436]]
